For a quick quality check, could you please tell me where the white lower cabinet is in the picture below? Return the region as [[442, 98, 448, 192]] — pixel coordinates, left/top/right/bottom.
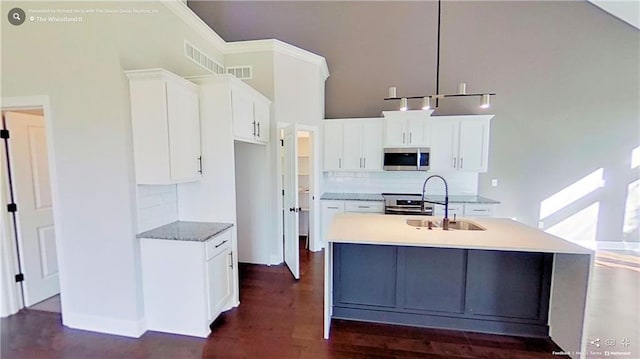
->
[[321, 200, 384, 245], [140, 229, 233, 338], [463, 203, 495, 217], [433, 203, 495, 218], [344, 201, 384, 213]]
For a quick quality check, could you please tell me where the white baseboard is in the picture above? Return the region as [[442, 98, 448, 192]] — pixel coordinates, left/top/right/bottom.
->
[[572, 241, 640, 251], [62, 312, 146, 338], [270, 254, 282, 265]]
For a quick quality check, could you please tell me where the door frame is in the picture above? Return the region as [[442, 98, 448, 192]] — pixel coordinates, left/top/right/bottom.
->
[[276, 122, 321, 265], [0, 96, 64, 317]]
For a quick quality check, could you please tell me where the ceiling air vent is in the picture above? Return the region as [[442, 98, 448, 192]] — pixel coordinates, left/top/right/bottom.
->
[[227, 66, 253, 80], [184, 40, 225, 74]]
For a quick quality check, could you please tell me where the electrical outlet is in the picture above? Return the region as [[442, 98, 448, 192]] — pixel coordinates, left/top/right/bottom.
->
[[491, 179, 498, 187]]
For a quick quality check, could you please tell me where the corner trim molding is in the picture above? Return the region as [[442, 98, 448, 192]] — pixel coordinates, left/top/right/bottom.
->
[[161, 1, 330, 80]]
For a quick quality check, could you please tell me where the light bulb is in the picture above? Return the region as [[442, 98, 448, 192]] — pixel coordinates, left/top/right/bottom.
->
[[400, 97, 408, 111], [480, 94, 490, 109], [421, 97, 431, 110]]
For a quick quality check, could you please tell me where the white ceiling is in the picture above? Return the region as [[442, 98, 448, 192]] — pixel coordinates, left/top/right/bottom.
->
[[589, 0, 640, 30]]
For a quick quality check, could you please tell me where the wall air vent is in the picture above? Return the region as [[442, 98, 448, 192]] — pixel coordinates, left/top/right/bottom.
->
[[184, 40, 225, 74], [227, 66, 253, 80]]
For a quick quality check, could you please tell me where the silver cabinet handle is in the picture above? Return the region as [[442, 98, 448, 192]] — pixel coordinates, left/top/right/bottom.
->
[[328, 206, 339, 209], [339, 158, 342, 169], [229, 252, 233, 269], [409, 132, 412, 144], [215, 239, 228, 248], [257, 122, 261, 137], [460, 157, 463, 169], [453, 157, 457, 168], [359, 157, 363, 168], [252, 121, 256, 136], [402, 132, 406, 144], [358, 206, 370, 208], [363, 158, 366, 168]]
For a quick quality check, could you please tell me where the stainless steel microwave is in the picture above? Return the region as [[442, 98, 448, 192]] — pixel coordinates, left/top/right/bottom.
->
[[383, 147, 430, 171]]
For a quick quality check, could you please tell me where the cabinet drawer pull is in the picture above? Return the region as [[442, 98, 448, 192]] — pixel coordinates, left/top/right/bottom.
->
[[473, 209, 488, 212], [257, 122, 261, 137], [460, 157, 463, 169], [198, 156, 203, 174], [402, 132, 406, 144], [358, 206, 370, 208], [252, 121, 256, 136], [215, 240, 228, 248], [363, 158, 366, 168], [339, 158, 342, 169], [409, 132, 412, 143], [328, 206, 339, 209], [453, 157, 457, 168]]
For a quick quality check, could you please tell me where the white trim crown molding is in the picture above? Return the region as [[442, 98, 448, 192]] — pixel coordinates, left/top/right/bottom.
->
[[161, 1, 330, 80]]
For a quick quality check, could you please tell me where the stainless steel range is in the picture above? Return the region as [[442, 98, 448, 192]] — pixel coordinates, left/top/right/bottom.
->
[[382, 193, 434, 216]]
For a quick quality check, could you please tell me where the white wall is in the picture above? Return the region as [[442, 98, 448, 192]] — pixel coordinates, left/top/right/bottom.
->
[[323, 171, 479, 196], [136, 185, 178, 233], [0, 1, 226, 336]]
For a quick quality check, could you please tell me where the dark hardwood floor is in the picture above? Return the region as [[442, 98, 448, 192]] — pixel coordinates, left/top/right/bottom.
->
[[1, 238, 580, 358]]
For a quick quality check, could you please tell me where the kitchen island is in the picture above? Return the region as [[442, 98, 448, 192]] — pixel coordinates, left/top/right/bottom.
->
[[324, 214, 593, 359]]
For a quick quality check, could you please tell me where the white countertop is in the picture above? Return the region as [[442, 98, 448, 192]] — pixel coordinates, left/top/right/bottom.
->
[[327, 214, 592, 255]]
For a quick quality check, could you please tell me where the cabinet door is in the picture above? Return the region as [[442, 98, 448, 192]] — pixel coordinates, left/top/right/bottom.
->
[[429, 118, 458, 171], [334, 243, 397, 307], [323, 122, 343, 171], [207, 248, 232, 320], [406, 118, 428, 146], [464, 204, 494, 217], [342, 121, 363, 170], [344, 201, 384, 213], [254, 100, 270, 143], [361, 120, 383, 170], [458, 118, 490, 172], [384, 119, 406, 147], [166, 80, 201, 182], [403, 247, 465, 313], [321, 201, 344, 244], [466, 250, 551, 321], [231, 89, 255, 142]]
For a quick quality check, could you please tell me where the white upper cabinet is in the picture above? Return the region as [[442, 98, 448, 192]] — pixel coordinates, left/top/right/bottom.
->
[[323, 118, 383, 171], [382, 110, 434, 147], [231, 83, 271, 144], [126, 69, 202, 185], [323, 121, 343, 171], [429, 115, 493, 173]]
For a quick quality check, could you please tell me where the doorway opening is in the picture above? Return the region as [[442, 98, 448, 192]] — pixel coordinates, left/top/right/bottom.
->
[[1, 109, 61, 314], [278, 123, 319, 280]]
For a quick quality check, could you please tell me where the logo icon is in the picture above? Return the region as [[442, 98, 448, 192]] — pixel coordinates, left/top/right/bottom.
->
[[620, 338, 631, 348], [8, 8, 25, 26], [605, 339, 616, 347], [589, 338, 601, 348]]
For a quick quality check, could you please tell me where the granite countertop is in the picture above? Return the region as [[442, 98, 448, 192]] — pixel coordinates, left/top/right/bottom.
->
[[320, 193, 384, 201], [320, 193, 499, 204], [137, 221, 233, 242]]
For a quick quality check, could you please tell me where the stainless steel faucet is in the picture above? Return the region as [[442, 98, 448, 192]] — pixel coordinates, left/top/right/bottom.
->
[[420, 175, 450, 230]]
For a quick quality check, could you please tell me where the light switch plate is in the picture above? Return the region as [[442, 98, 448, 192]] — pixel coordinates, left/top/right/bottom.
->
[[491, 179, 498, 187]]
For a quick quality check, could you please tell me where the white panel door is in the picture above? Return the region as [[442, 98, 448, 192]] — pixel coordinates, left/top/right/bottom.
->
[[5, 112, 59, 306], [361, 120, 383, 170], [342, 121, 362, 170], [429, 118, 459, 171], [384, 119, 406, 147], [207, 247, 232, 319], [322, 121, 343, 171], [283, 125, 299, 279], [254, 100, 270, 143], [231, 89, 255, 142], [406, 118, 427, 146], [166, 81, 201, 182], [458, 118, 489, 172]]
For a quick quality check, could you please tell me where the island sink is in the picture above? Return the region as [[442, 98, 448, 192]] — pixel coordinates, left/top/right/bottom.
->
[[406, 218, 486, 231]]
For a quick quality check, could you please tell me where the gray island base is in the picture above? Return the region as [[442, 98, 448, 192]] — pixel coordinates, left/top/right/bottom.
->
[[324, 214, 593, 359]]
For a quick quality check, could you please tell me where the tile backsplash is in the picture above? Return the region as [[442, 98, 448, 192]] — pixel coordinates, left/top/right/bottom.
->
[[322, 171, 478, 195], [136, 185, 178, 233]]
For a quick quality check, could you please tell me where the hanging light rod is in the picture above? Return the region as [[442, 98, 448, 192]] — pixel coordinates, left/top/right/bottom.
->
[[384, 0, 495, 111]]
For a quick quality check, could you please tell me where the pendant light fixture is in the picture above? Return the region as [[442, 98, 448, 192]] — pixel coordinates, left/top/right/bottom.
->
[[384, 0, 495, 111]]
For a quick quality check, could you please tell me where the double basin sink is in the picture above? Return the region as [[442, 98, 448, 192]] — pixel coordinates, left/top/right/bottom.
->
[[406, 218, 486, 231]]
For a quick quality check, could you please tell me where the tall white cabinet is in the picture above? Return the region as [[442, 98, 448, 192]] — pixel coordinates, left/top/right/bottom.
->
[[126, 69, 202, 184], [382, 110, 434, 147], [322, 118, 383, 171], [429, 115, 493, 172], [231, 81, 271, 144]]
